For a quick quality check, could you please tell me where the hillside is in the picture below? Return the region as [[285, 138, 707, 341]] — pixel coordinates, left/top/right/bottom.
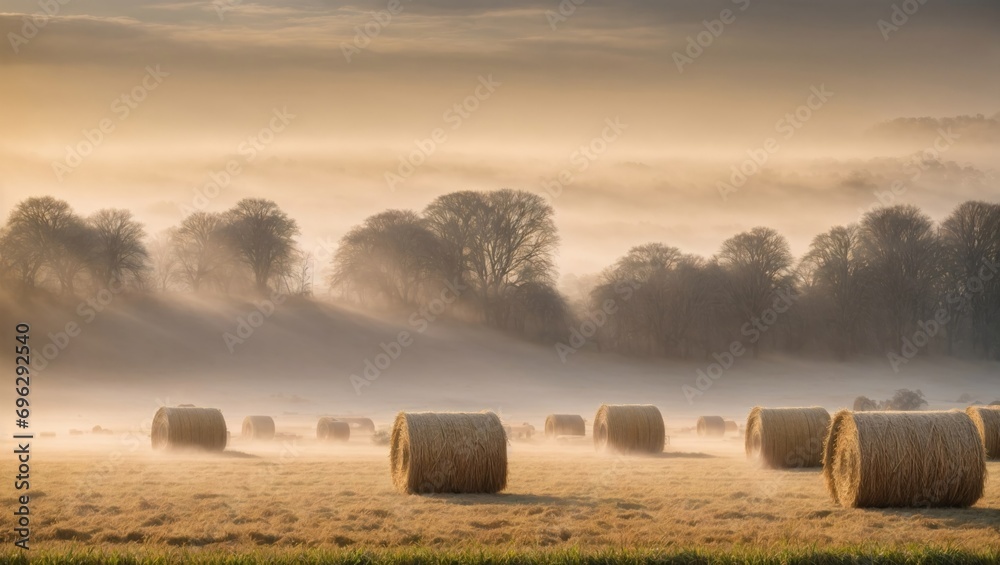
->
[[3, 293, 998, 435]]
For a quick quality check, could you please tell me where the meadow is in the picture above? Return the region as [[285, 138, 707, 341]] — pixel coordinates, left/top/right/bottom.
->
[[5, 434, 999, 563]]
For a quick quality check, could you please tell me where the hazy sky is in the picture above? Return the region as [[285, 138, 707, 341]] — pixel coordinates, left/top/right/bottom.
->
[[1, 0, 998, 278]]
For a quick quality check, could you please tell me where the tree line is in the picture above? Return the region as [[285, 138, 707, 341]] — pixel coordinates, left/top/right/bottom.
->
[[1, 192, 998, 361]]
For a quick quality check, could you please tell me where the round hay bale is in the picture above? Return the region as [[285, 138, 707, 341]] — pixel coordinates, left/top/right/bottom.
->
[[151, 407, 227, 451], [696, 416, 726, 437], [331, 417, 376, 434], [745, 407, 830, 468], [724, 420, 738, 433], [990, 401, 1000, 406], [966, 405, 1000, 459], [316, 417, 350, 442], [824, 410, 985, 508], [544, 414, 586, 438], [241, 415, 276, 441], [390, 412, 507, 494], [593, 404, 665, 454]]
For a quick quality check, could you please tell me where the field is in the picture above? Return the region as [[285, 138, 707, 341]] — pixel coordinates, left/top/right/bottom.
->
[[5, 433, 1000, 563]]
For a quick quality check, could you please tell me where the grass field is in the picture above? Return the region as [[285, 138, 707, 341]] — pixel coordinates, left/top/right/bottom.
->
[[4, 434, 1000, 563]]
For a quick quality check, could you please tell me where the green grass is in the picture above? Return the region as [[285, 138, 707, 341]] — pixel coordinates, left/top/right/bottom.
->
[[2, 546, 999, 565]]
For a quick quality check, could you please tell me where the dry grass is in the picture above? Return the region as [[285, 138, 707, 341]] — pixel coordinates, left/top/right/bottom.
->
[[824, 410, 986, 508], [241, 416, 276, 441], [966, 405, 1000, 459], [151, 407, 227, 451], [592, 405, 664, 454], [390, 412, 507, 494], [544, 415, 585, 438], [745, 407, 830, 469], [8, 436, 1000, 554]]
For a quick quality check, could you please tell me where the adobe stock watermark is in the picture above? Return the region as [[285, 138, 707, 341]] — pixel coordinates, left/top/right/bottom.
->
[[350, 278, 467, 394], [855, 126, 959, 219], [555, 280, 638, 362], [888, 256, 999, 372], [221, 235, 336, 353], [672, 0, 750, 73], [7, 0, 72, 54], [51, 65, 169, 182], [682, 287, 797, 404], [341, 0, 412, 62], [717, 84, 833, 202], [179, 106, 295, 216], [384, 74, 500, 191], [545, 0, 587, 30], [877, 0, 928, 41], [541, 117, 627, 200]]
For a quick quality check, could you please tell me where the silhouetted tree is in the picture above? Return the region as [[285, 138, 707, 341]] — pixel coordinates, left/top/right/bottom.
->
[[89, 209, 148, 288], [224, 198, 300, 293]]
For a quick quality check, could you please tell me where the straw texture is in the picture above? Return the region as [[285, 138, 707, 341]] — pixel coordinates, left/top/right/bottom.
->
[[241, 415, 275, 441], [823, 410, 986, 508], [544, 414, 586, 438], [593, 404, 665, 454], [745, 407, 830, 468], [151, 407, 227, 451], [390, 412, 507, 494], [966, 406, 1000, 459]]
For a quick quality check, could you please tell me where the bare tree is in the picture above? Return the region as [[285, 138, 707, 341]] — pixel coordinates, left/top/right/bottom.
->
[[800, 225, 870, 358], [940, 201, 1000, 357], [860, 205, 943, 351], [423, 191, 485, 288], [224, 198, 300, 293], [147, 230, 179, 292], [717, 227, 795, 357], [2, 196, 88, 293], [330, 210, 441, 306], [170, 212, 232, 292], [89, 209, 149, 287], [467, 189, 559, 325]]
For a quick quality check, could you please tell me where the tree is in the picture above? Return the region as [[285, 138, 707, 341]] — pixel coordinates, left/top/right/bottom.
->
[[800, 225, 870, 358], [147, 230, 179, 292], [466, 189, 559, 325], [89, 209, 149, 287], [330, 210, 442, 306], [859, 205, 943, 351], [2, 196, 88, 292], [940, 201, 1000, 357], [170, 212, 231, 292], [717, 227, 795, 356], [224, 199, 300, 293], [423, 191, 485, 288]]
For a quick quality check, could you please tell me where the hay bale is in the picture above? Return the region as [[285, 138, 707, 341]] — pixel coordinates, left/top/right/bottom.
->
[[991, 401, 1000, 406], [330, 417, 376, 434], [966, 405, 1000, 459], [241, 415, 276, 441], [593, 404, 665, 454], [316, 417, 350, 442], [544, 414, 586, 438], [390, 412, 507, 494], [69, 429, 83, 436], [745, 407, 830, 468], [40, 432, 56, 438], [724, 420, 738, 433], [504, 423, 535, 440], [696, 416, 726, 437], [824, 410, 985, 508], [151, 407, 227, 451]]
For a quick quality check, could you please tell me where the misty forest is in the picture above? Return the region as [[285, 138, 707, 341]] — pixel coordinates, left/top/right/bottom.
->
[[1, 193, 998, 362]]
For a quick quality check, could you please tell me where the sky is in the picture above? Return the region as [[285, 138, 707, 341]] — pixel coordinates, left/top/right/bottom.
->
[[1, 0, 998, 280]]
